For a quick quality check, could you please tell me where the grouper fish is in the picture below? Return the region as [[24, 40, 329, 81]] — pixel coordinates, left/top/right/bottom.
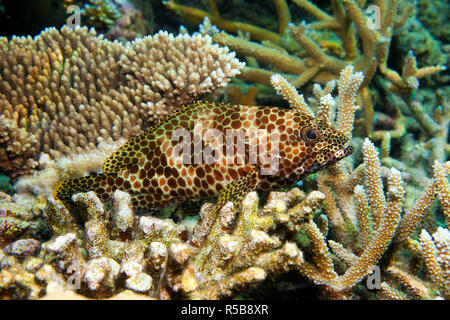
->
[[54, 101, 353, 213]]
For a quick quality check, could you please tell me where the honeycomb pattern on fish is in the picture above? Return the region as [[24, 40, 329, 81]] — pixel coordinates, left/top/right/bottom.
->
[[54, 101, 353, 213]]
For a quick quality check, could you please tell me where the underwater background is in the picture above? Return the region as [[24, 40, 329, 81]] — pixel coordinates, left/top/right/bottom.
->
[[0, 0, 449, 300]]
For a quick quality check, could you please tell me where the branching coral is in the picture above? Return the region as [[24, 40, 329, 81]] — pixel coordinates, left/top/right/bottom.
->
[[269, 71, 408, 291], [394, 160, 450, 242], [271, 67, 449, 298], [0, 59, 448, 300], [167, 0, 445, 87], [1, 187, 320, 299], [163, 0, 283, 43], [172, 189, 313, 299], [298, 143, 405, 292], [375, 226, 449, 300], [82, 0, 121, 30], [0, 25, 244, 179], [164, 0, 445, 139], [373, 71, 449, 169], [419, 227, 449, 299]]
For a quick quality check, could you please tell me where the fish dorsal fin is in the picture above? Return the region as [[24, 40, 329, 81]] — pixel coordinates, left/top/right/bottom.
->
[[101, 101, 203, 175]]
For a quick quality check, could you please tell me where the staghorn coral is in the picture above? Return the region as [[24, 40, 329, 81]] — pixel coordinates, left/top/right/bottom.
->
[[372, 66, 449, 168], [165, 0, 445, 88], [395, 160, 450, 242], [164, 0, 446, 139], [0, 25, 244, 179], [163, 0, 284, 43], [419, 227, 449, 298], [376, 226, 450, 300], [297, 143, 406, 293], [377, 265, 434, 300], [270, 69, 449, 299]]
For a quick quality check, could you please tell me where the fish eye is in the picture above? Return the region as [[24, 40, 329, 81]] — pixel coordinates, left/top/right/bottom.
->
[[306, 130, 316, 140], [300, 127, 320, 143]]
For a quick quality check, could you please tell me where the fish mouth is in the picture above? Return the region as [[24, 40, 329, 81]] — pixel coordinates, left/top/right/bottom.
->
[[308, 143, 354, 174], [332, 143, 354, 162]]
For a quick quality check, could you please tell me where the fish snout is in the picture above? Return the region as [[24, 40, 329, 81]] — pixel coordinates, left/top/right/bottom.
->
[[333, 143, 354, 161]]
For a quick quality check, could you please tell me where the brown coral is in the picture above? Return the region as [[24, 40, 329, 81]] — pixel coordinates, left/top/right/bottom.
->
[[0, 187, 321, 299], [0, 26, 244, 179], [165, 0, 445, 139], [271, 68, 449, 298]]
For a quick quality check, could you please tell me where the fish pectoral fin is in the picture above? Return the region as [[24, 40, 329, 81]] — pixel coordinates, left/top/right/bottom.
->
[[216, 166, 259, 210]]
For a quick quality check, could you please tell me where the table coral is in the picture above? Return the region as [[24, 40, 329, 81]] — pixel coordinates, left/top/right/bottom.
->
[[0, 25, 244, 179]]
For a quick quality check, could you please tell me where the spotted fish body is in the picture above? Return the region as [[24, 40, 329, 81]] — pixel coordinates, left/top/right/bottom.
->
[[54, 101, 353, 213]]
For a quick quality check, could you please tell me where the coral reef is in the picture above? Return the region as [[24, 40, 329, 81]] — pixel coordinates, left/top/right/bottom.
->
[[0, 1, 448, 300], [268, 66, 444, 297], [0, 26, 244, 179], [164, 0, 447, 141], [165, 0, 444, 88], [0, 187, 312, 299], [82, 0, 122, 31], [416, 0, 449, 42], [1, 61, 448, 300], [269, 69, 450, 299], [2, 149, 448, 299], [0, 192, 48, 247]]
